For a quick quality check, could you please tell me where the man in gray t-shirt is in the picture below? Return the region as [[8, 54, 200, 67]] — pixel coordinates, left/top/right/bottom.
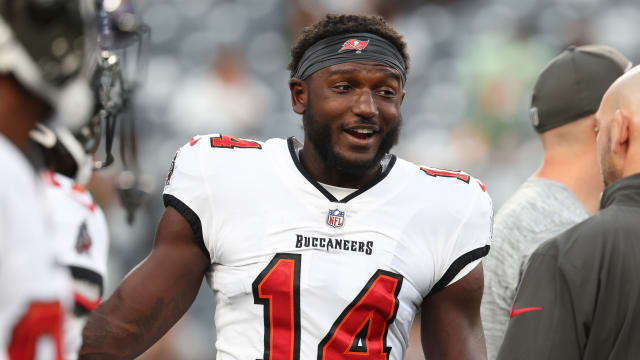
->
[[483, 179, 588, 358], [481, 45, 631, 360]]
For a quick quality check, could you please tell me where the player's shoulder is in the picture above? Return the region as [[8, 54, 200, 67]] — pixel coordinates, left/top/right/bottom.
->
[[171, 133, 279, 167], [398, 158, 488, 197], [395, 158, 493, 215], [165, 134, 286, 187], [189, 133, 266, 150], [42, 171, 98, 211]]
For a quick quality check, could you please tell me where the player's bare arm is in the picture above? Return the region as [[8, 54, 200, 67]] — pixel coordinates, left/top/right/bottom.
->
[[80, 207, 209, 359], [421, 264, 487, 360]]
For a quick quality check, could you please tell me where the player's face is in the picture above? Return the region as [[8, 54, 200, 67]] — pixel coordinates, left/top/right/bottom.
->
[[302, 61, 404, 175]]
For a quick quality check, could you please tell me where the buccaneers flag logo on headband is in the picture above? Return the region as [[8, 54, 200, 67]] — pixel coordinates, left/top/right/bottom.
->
[[339, 39, 369, 53]]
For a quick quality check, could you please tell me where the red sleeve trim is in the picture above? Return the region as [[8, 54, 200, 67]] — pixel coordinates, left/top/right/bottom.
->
[[73, 293, 101, 311]]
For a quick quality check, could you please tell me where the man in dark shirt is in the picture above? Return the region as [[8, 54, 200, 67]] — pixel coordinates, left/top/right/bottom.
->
[[497, 65, 640, 359]]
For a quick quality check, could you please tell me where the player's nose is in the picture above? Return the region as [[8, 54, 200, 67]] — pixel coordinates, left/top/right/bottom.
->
[[351, 89, 378, 119]]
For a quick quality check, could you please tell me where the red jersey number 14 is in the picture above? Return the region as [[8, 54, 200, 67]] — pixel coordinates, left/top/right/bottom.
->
[[252, 253, 403, 360]]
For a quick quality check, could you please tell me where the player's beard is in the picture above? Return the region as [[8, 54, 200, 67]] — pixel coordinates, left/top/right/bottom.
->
[[600, 126, 623, 187], [302, 99, 401, 176]]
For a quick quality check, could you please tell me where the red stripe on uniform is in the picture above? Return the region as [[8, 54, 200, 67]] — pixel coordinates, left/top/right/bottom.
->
[[74, 293, 101, 311], [510, 304, 543, 318]]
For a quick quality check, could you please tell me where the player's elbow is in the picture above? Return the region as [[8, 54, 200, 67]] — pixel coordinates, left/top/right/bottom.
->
[[80, 310, 142, 360]]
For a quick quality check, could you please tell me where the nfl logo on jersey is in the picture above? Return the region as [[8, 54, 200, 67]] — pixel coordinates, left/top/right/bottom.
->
[[327, 209, 345, 228]]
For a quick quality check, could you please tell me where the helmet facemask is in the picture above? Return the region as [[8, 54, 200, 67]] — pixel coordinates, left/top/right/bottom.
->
[[30, 0, 149, 189]]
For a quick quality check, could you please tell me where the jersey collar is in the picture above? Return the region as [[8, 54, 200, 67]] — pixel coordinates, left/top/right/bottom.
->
[[600, 172, 640, 209], [286, 137, 396, 203]]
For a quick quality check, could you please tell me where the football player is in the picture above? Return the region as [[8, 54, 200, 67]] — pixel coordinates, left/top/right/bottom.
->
[[0, 1, 94, 359], [81, 14, 493, 359], [28, 1, 149, 359]]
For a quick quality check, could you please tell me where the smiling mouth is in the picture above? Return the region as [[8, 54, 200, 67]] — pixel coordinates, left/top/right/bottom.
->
[[344, 128, 376, 140]]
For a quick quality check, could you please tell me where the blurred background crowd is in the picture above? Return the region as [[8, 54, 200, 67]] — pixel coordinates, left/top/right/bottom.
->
[[89, 0, 640, 358]]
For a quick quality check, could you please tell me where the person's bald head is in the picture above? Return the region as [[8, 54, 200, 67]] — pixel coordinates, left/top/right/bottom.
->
[[596, 66, 640, 186]]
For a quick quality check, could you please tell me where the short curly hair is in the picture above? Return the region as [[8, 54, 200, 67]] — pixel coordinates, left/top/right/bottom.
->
[[288, 14, 410, 77]]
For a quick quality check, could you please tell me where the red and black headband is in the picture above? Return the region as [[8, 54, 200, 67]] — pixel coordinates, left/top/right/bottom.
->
[[291, 32, 407, 84]]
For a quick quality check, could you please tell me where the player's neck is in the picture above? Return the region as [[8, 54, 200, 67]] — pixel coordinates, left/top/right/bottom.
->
[[532, 148, 603, 214], [0, 77, 48, 151], [298, 143, 380, 189]]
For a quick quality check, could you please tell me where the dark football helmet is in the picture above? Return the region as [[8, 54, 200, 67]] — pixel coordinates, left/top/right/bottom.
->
[[0, 0, 96, 129]]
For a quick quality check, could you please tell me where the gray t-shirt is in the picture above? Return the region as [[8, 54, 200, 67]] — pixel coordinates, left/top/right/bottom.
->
[[481, 178, 589, 359]]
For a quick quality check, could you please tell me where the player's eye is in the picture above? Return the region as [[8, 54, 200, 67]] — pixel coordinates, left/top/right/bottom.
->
[[333, 83, 351, 92], [377, 88, 396, 98], [376, 87, 396, 99]]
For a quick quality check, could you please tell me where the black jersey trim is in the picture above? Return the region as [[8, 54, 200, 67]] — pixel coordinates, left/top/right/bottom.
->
[[163, 194, 211, 262], [426, 245, 490, 297], [286, 137, 397, 203], [342, 156, 396, 202], [69, 266, 104, 295], [287, 137, 338, 202]]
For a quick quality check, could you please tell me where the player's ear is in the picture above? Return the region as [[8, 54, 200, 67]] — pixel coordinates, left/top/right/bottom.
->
[[612, 109, 630, 156], [590, 115, 598, 134], [289, 78, 308, 115]]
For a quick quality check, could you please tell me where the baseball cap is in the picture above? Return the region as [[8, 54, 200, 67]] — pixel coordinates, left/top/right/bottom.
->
[[530, 45, 632, 133]]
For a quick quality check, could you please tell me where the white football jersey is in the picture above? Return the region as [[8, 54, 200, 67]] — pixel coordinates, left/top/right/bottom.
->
[[163, 135, 493, 360], [42, 172, 109, 360], [0, 135, 71, 360]]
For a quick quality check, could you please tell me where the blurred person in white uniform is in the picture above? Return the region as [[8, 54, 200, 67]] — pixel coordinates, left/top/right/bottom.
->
[[27, 1, 150, 358], [0, 0, 96, 359]]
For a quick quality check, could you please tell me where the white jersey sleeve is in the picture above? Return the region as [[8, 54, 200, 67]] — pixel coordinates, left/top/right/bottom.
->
[[162, 136, 215, 262], [44, 173, 109, 287], [422, 170, 493, 296], [42, 172, 110, 360]]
